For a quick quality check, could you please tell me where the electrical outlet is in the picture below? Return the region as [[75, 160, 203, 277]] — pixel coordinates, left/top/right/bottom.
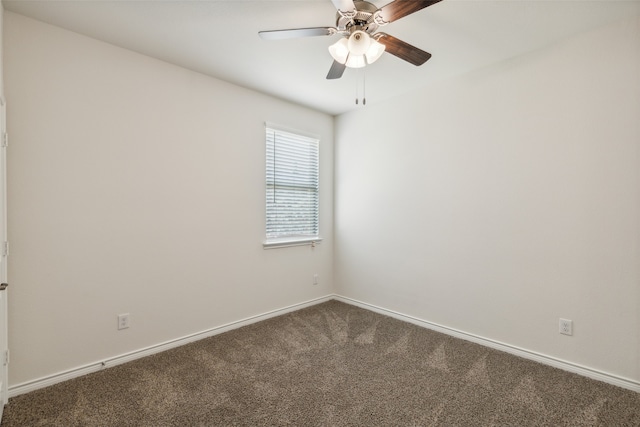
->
[[313, 274, 319, 285], [559, 318, 572, 336], [118, 313, 130, 330]]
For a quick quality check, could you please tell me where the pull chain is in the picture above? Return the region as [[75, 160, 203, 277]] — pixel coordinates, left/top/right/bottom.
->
[[363, 69, 366, 106], [355, 69, 367, 106], [356, 70, 360, 105], [355, 69, 359, 105]]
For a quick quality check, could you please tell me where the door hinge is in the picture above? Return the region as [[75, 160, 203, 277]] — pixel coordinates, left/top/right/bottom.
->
[[3, 350, 8, 366], [1, 133, 7, 148], [2, 242, 7, 258]]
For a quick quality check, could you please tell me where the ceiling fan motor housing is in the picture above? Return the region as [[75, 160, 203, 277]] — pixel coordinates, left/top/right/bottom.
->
[[336, 0, 381, 34]]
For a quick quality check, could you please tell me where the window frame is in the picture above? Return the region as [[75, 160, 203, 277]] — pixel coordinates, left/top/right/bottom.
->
[[263, 123, 321, 249]]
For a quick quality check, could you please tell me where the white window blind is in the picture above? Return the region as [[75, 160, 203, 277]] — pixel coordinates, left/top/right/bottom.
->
[[265, 126, 319, 245]]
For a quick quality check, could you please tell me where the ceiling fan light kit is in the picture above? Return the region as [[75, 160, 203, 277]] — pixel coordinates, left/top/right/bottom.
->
[[328, 31, 385, 68], [259, 0, 442, 80]]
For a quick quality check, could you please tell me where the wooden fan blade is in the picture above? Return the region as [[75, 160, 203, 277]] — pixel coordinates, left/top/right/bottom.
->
[[331, 0, 357, 14], [327, 60, 347, 79], [259, 27, 336, 40], [378, 0, 442, 23], [376, 33, 431, 65]]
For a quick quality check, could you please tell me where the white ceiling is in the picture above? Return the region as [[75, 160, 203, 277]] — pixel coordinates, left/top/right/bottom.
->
[[4, 0, 640, 115]]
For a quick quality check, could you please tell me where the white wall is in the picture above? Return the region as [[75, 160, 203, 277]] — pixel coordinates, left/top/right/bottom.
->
[[0, 5, 3, 97], [4, 12, 334, 387], [335, 15, 640, 383]]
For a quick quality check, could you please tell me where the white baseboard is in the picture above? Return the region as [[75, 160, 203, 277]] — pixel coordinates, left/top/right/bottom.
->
[[334, 295, 640, 393], [9, 294, 639, 397], [8, 295, 333, 398]]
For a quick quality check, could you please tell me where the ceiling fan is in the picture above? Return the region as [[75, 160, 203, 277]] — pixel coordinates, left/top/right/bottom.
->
[[259, 0, 442, 80]]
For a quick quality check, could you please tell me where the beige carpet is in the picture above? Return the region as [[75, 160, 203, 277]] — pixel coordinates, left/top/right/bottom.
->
[[2, 300, 639, 426]]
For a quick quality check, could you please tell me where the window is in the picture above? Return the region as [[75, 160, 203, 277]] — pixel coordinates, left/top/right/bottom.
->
[[264, 124, 320, 248]]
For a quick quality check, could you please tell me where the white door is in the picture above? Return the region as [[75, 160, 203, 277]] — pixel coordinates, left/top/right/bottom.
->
[[0, 97, 9, 419]]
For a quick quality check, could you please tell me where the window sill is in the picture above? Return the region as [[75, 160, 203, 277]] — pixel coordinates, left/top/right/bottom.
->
[[263, 237, 322, 249]]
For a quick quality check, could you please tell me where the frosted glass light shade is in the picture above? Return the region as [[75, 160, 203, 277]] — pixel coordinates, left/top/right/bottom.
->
[[345, 54, 366, 68], [347, 30, 371, 56], [328, 38, 349, 64], [365, 39, 385, 64]]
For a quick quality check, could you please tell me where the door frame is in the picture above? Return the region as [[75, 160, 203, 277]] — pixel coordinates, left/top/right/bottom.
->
[[0, 96, 9, 417]]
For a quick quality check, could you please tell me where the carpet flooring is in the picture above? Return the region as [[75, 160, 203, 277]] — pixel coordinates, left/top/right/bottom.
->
[[2, 300, 639, 426]]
